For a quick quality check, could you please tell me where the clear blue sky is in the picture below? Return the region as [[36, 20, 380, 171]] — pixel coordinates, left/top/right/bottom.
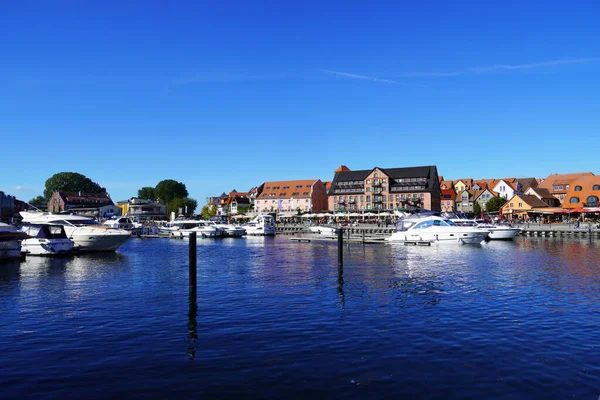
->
[[2, 0, 599, 204]]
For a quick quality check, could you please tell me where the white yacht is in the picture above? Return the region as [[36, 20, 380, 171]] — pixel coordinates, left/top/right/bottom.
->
[[242, 214, 276, 236], [20, 224, 75, 256], [182, 221, 224, 238], [0, 222, 28, 259], [386, 213, 489, 245], [103, 216, 142, 231], [214, 223, 246, 237], [158, 219, 199, 237], [445, 213, 521, 240], [19, 211, 131, 252]]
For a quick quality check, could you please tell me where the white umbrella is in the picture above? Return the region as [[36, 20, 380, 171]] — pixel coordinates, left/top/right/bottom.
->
[[300, 213, 314, 218], [349, 212, 361, 217], [379, 212, 392, 216], [322, 212, 333, 217], [364, 212, 376, 216]]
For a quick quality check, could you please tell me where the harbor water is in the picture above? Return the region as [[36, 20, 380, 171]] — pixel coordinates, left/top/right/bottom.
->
[[1, 236, 600, 399]]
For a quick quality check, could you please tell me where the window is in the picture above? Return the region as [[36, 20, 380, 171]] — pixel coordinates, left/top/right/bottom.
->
[[374, 173, 379, 178], [283, 186, 290, 189], [570, 197, 579, 204], [510, 203, 514, 208], [593, 185, 600, 191], [518, 202, 522, 208], [574, 186, 582, 192], [587, 196, 599, 206]]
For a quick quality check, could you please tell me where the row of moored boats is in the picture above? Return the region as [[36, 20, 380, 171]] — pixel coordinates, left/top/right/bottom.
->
[[0, 212, 277, 259]]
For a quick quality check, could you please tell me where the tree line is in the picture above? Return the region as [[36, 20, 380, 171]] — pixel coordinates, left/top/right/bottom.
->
[[28, 172, 198, 216]]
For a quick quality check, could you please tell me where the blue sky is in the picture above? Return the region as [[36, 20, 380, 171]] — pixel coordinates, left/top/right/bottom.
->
[[2, 0, 599, 204]]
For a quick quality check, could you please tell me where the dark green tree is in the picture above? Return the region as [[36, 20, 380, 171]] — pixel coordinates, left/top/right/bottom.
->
[[486, 196, 508, 213], [168, 197, 198, 216], [29, 196, 47, 208], [154, 179, 188, 205], [201, 204, 218, 220], [137, 186, 156, 200], [473, 202, 482, 216], [44, 172, 106, 200]]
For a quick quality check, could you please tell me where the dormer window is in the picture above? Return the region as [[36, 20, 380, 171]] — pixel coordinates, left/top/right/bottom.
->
[[574, 186, 582, 192]]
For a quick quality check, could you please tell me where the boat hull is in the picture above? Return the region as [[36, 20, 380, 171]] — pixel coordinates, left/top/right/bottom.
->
[[486, 227, 521, 240], [21, 239, 75, 256], [309, 226, 338, 235], [68, 231, 131, 252], [386, 230, 489, 245]]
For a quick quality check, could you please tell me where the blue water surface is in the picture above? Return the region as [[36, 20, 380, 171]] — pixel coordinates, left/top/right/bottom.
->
[[1, 236, 599, 399]]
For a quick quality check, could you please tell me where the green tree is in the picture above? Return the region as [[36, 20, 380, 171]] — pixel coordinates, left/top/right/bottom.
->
[[44, 172, 106, 200], [137, 186, 156, 200], [168, 197, 198, 216], [201, 205, 218, 220], [29, 196, 47, 208], [486, 196, 508, 213], [473, 202, 482, 216], [154, 179, 188, 205]]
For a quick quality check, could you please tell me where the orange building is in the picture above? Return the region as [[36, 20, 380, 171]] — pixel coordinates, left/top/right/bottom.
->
[[562, 175, 600, 209], [538, 172, 594, 205]]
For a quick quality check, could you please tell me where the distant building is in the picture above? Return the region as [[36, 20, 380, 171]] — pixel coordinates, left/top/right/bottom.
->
[[254, 179, 328, 213], [47, 191, 117, 219], [218, 190, 251, 215], [0, 191, 16, 223], [117, 198, 167, 220], [538, 172, 595, 205], [328, 165, 441, 212]]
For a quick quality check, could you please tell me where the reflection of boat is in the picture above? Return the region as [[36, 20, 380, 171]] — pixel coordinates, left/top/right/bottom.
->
[[242, 215, 276, 236], [309, 226, 338, 235], [386, 213, 489, 245], [0, 222, 27, 259], [20, 224, 75, 256], [20, 211, 130, 252]]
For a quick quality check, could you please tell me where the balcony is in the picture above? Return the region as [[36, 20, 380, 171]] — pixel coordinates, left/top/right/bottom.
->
[[372, 196, 383, 203]]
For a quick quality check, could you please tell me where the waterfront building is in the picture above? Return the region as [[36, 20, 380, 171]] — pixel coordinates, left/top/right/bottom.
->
[[524, 187, 561, 207], [47, 191, 117, 219], [538, 172, 595, 205], [117, 198, 167, 220], [328, 165, 441, 212], [501, 194, 552, 220], [453, 179, 473, 193], [218, 190, 251, 215], [440, 189, 456, 212], [473, 187, 498, 212], [455, 189, 476, 214], [440, 180, 455, 191], [254, 179, 328, 214], [491, 179, 517, 200], [562, 175, 600, 210]]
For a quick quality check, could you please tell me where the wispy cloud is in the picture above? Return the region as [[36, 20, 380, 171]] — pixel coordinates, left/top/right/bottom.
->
[[321, 69, 406, 85], [398, 58, 599, 78]]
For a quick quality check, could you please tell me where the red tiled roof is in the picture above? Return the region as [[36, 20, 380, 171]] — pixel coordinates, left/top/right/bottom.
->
[[259, 179, 319, 199]]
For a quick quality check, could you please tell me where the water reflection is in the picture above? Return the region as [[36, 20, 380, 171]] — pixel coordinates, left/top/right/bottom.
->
[[187, 294, 198, 360]]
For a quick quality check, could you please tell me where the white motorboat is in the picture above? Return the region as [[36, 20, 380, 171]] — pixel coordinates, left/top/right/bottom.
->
[[386, 213, 489, 245], [182, 221, 224, 238], [0, 222, 28, 259], [214, 223, 246, 237], [445, 214, 521, 240], [20, 224, 75, 256], [308, 226, 339, 235], [103, 216, 142, 231], [242, 214, 276, 236], [158, 219, 200, 237], [19, 211, 131, 252]]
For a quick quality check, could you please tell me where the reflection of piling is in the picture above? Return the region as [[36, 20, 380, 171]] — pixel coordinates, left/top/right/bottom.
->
[[362, 229, 365, 243], [337, 227, 343, 268], [189, 232, 197, 298]]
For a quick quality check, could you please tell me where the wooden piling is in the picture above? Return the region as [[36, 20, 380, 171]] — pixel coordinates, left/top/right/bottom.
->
[[337, 228, 343, 268], [189, 232, 197, 297]]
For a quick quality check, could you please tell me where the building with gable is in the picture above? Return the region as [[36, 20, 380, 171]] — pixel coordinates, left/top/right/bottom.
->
[[254, 179, 328, 214], [328, 165, 441, 212]]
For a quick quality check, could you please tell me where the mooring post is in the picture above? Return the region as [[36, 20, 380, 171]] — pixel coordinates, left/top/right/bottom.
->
[[362, 228, 365, 243], [337, 227, 343, 268], [189, 232, 197, 297]]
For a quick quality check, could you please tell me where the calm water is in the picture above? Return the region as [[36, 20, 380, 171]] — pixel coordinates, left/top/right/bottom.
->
[[1, 236, 600, 399]]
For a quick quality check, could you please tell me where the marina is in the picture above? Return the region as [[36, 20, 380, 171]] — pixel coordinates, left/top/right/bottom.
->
[[2, 235, 600, 398]]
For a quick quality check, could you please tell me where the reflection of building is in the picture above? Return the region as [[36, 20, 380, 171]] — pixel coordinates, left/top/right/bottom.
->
[[47, 191, 119, 219], [328, 165, 441, 212], [254, 180, 328, 213], [117, 198, 167, 219]]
